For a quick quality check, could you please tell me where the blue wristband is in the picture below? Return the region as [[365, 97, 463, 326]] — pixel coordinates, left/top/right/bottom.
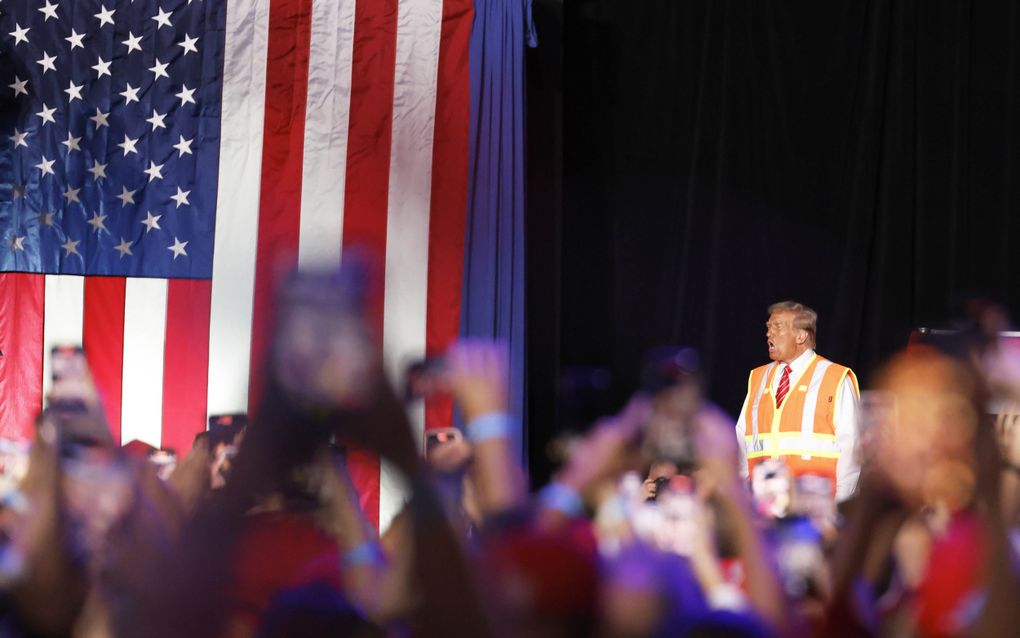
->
[[340, 540, 386, 568], [538, 481, 585, 518], [465, 412, 513, 443]]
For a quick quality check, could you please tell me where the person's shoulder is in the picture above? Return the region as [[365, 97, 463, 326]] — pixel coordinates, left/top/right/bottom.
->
[[816, 355, 857, 377]]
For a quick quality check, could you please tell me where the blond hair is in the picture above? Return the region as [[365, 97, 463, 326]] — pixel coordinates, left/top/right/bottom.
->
[[768, 300, 817, 347]]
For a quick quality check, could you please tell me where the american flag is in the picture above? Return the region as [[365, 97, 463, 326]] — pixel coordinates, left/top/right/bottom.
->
[[0, 0, 472, 531]]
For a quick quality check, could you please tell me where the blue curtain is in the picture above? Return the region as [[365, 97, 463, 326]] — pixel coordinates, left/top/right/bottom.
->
[[461, 0, 537, 465]]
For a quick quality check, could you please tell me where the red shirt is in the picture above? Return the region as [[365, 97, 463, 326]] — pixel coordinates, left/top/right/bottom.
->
[[228, 512, 345, 625]]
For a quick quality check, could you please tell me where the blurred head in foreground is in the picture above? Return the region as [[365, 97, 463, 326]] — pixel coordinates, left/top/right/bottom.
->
[[870, 346, 995, 513]]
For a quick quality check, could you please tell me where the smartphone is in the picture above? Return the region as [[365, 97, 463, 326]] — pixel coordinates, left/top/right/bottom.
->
[[208, 414, 247, 449], [652, 476, 699, 555], [148, 448, 178, 480], [793, 474, 835, 528], [49, 345, 89, 412], [52, 345, 86, 380], [46, 345, 114, 457], [0, 439, 29, 504], [404, 357, 449, 401], [273, 262, 378, 410], [639, 348, 703, 473], [752, 459, 793, 519], [773, 516, 826, 598], [424, 427, 462, 456]]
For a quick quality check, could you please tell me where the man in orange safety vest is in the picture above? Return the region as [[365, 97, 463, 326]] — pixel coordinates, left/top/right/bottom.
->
[[735, 301, 860, 502]]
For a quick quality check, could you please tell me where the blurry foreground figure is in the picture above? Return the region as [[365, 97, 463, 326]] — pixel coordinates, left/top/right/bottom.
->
[[0, 346, 207, 637], [827, 346, 1020, 638], [124, 253, 492, 638]]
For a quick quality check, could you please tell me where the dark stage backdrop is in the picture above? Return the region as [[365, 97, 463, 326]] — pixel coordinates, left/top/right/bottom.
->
[[526, 0, 1020, 484]]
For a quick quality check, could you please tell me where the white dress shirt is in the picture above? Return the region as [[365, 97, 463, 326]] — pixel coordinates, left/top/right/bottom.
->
[[735, 349, 860, 502]]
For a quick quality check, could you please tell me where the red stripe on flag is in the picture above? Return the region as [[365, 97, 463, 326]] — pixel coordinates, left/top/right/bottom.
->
[[83, 277, 126, 444], [162, 279, 212, 457], [343, 0, 397, 266], [248, 0, 314, 413], [424, 0, 474, 430], [0, 274, 44, 440], [341, 0, 401, 528]]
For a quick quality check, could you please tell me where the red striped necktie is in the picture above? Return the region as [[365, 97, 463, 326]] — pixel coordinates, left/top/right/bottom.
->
[[776, 364, 793, 407]]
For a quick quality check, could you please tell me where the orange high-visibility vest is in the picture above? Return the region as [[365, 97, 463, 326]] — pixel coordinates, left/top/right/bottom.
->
[[743, 354, 859, 490]]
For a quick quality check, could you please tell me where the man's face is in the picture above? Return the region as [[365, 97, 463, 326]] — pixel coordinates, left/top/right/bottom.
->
[[765, 311, 803, 363]]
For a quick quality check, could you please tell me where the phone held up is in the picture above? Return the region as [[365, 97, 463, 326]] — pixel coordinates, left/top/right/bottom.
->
[[272, 257, 379, 412]]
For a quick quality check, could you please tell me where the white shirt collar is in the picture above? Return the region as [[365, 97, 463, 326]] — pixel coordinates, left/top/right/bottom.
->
[[782, 348, 815, 377]]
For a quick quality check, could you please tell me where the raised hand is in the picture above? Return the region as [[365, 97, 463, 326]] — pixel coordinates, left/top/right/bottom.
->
[[556, 396, 653, 504], [444, 340, 510, 422]]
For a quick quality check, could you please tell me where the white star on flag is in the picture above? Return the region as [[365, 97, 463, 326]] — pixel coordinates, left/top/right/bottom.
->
[[176, 85, 196, 106], [10, 129, 28, 149], [141, 211, 162, 233], [90, 108, 110, 128], [149, 59, 170, 81], [117, 186, 137, 206], [65, 81, 84, 102], [39, 212, 56, 227], [87, 212, 109, 233], [62, 185, 80, 203], [61, 238, 81, 257], [144, 161, 166, 182], [11, 236, 26, 252], [173, 135, 194, 156], [120, 83, 140, 104], [38, 1, 59, 21], [36, 104, 56, 125], [178, 34, 199, 55], [35, 156, 55, 177], [95, 5, 116, 27], [61, 132, 81, 152], [114, 238, 133, 258], [65, 29, 86, 50], [87, 160, 108, 180], [118, 135, 139, 156], [9, 24, 30, 46], [8, 76, 28, 97], [123, 32, 143, 53], [168, 237, 188, 259], [36, 52, 57, 74], [146, 110, 168, 130], [170, 187, 191, 207], [92, 56, 112, 78], [153, 7, 173, 29]]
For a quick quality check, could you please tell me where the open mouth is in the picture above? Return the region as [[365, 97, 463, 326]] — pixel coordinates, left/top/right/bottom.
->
[[767, 340, 775, 352]]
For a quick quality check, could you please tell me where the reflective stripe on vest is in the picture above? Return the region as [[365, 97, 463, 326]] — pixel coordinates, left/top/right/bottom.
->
[[749, 362, 776, 445], [743, 354, 850, 466], [800, 359, 833, 438], [744, 432, 840, 459]]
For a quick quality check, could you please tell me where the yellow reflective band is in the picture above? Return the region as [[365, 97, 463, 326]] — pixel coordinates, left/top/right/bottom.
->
[[744, 434, 840, 457], [746, 450, 840, 460]]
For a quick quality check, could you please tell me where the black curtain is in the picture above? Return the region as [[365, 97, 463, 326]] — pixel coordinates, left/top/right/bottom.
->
[[527, 0, 1020, 484]]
